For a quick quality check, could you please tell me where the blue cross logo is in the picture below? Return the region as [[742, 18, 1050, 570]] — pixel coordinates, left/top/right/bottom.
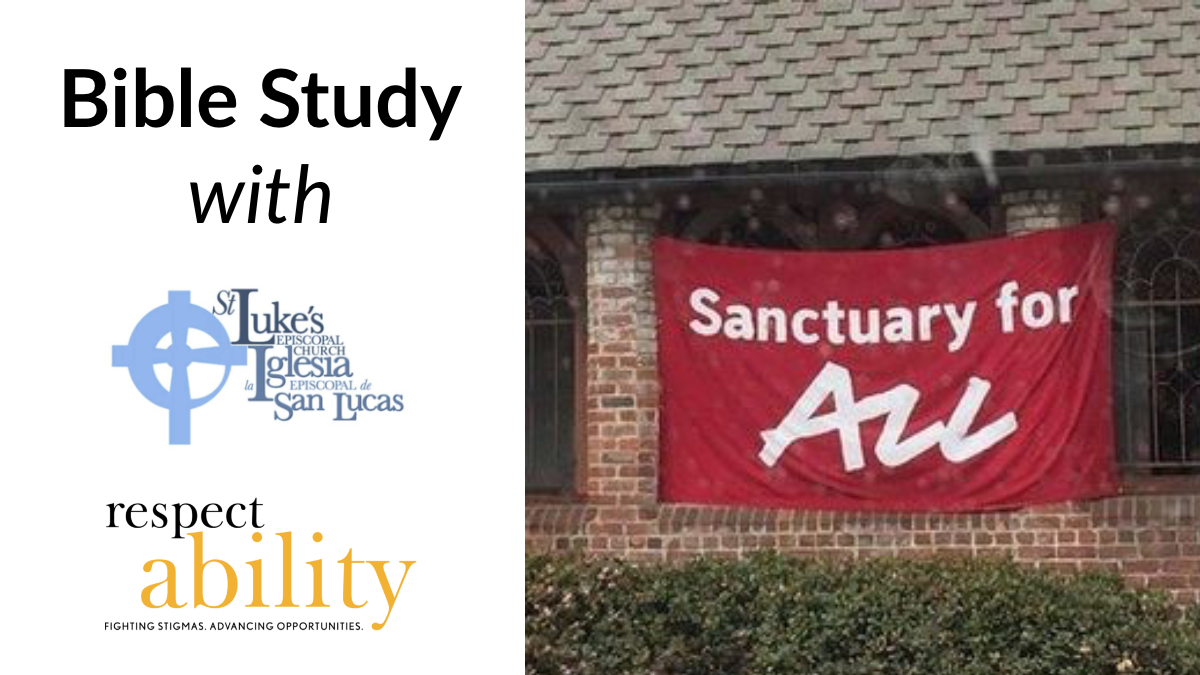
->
[[112, 291, 247, 444]]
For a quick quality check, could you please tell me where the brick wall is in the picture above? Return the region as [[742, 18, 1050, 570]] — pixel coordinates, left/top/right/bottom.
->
[[528, 498, 1200, 603], [1004, 189, 1085, 234], [579, 204, 661, 553], [527, 197, 1200, 604]]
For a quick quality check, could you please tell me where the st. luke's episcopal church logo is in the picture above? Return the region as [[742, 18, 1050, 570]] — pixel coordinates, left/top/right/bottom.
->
[[112, 291, 247, 444]]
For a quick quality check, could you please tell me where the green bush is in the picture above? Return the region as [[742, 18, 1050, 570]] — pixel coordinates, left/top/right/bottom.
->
[[526, 554, 1200, 675]]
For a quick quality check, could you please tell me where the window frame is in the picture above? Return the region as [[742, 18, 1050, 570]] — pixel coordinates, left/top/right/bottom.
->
[[1111, 197, 1200, 483], [525, 219, 586, 500]]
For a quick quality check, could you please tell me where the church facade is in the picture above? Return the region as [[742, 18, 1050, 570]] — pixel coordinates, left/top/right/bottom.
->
[[526, 0, 1200, 601]]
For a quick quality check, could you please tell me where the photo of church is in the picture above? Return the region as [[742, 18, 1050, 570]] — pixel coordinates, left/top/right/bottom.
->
[[525, 0, 1200, 604]]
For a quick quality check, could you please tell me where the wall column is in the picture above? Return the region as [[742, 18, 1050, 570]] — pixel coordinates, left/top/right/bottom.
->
[[1003, 189, 1085, 234], [582, 202, 662, 556]]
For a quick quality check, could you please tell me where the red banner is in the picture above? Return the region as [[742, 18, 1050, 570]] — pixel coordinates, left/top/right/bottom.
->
[[654, 223, 1117, 511]]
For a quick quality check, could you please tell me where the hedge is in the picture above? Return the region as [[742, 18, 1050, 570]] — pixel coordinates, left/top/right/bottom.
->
[[526, 554, 1200, 675]]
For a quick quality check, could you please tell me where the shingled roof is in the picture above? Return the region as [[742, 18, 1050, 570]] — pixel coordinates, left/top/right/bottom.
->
[[526, 0, 1200, 175]]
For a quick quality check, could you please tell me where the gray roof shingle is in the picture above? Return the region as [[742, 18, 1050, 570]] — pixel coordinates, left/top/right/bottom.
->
[[525, 0, 1200, 174]]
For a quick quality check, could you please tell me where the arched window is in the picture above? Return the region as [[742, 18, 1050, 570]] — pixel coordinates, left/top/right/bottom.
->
[[526, 250, 577, 493], [673, 195, 975, 251], [865, 207, 969, 249], [1114, 206, 1200, 471], [698, 213, 802, 249]]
